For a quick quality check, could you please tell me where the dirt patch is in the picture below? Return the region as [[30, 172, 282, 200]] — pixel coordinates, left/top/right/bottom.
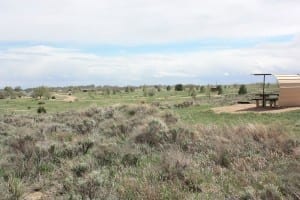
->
[[212, 104, 300, 114], [54, 94, 77, 102], [63, 95, 76, 102], [23, 192, 44, 200]]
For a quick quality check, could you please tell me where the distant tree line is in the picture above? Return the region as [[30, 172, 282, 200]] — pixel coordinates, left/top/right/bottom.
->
[[0, 86, 24, 99], [0, 83, 249, 100]]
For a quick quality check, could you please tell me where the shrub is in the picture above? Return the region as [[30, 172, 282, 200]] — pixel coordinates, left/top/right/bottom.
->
[[189, 88, 197, 99], [175, 84, 184, 91], [166, 85, 171, 91], [218, 151, 231, 168], [121, 153, 140, 167], [125, 86, 130, 93], [73, 119, 96, 134], [75, 175, 103, 199], [135, 119, 168, 147], [238, 85, 247, 95], [72, 164, 89, 177], [144, 88, 156, 97], [78, 140, 94, 154], [216, 85, 223, 95], [174, 101, 193, 108], [200, 86, 205, 93], [7, 176, 24, 200], [118, 178, 161, 200], [104, 88, 111, 95], [92, 145, 119, 166], [260, 184, 282, 200], [148, 89, 156, 96], [37, 106, 47, 114], [0, 91, 6, 99]]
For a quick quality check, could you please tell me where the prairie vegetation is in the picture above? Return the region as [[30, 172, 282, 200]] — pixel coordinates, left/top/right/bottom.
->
[[0, 84, 299, 199]]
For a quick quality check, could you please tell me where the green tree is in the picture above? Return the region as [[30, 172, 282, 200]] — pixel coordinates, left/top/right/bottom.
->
[[216, 85, 223, 95], [166, 85, 171, 91], [0, 91, 6, 99], [238, 85, 247, 95], [32, 86, 50, 99], [200, 86, 205, 93], [14, 86, 22, 92], [143, 88, 156, 97], [4, 86, 16, 98], [4, 86, 13, 95], [189, 88, 197, 99], [174, 84, 184, 91]]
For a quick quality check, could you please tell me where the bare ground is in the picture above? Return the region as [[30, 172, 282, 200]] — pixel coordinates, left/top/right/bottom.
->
[[212, 104, 300, 114], [54, 94, 77, 102]]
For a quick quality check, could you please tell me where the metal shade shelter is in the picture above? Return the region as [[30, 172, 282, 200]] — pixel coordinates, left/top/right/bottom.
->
[[253, 73, 272, 107]]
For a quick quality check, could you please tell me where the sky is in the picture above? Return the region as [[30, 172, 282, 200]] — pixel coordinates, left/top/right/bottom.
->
[[0, 0, 300, 88]]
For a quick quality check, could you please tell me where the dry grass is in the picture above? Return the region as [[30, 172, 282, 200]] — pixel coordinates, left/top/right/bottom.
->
[[0, 104, 299, 199]]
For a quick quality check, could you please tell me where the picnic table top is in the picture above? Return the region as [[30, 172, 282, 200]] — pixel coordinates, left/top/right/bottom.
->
[[255, 93, 279, 96]]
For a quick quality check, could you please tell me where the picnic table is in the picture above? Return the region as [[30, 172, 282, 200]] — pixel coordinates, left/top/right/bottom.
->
[[252, 93, 279, 108], [252, 73, 272, 107]]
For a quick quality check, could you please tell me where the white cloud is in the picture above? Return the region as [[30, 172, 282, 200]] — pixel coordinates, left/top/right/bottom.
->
[[0, 0, 299, 44], [0, 37, 299, 87], [1, 0, 300, 87]]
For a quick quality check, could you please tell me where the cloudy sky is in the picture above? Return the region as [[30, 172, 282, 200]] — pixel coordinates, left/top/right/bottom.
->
[[0, 0, 300, 88]]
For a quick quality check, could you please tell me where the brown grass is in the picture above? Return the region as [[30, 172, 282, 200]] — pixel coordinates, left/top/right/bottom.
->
[[0, 104, 298, 199]]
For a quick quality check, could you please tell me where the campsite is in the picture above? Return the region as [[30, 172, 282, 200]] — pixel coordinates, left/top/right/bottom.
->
[[1, 0, 300, 199]]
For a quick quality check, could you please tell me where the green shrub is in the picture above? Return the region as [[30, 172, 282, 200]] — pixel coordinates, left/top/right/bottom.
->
[[72, 164, 88, 177], [216, 85, 223, 95], [37, 106, 47, 113], [7, 176, 23, 200], [75, 119, 96, 134], [175, 84, 184, 91], [189, 88, 197, 98], [260, 184, 282, 200], [200, 86, 205, 93], [76, 176, 103, 199], [218, 151, 231, 168], [135, 119, 168, 147], [238, 85, 247, 95], [78, 140, 94, 154], [144, 88, 156, 97], [0, 91, 6, 99], [121, 153, 140, 167], [92, 145, 119, 166]]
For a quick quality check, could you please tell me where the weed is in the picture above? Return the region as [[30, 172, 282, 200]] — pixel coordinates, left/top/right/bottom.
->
[[78, 140, 94, 154], [260, 184, 282, 200], [72, 163, 88, 177], [7, 176, 23, 200], [121, 153, 140, 167]]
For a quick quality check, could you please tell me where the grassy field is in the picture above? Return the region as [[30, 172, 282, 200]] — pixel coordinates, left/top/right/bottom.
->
[[0, 84, 299, 199], [0, 83, 279, 114]]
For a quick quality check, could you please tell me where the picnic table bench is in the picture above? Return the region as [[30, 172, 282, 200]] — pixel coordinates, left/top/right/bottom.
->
[[252, 93, 279, 108]]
